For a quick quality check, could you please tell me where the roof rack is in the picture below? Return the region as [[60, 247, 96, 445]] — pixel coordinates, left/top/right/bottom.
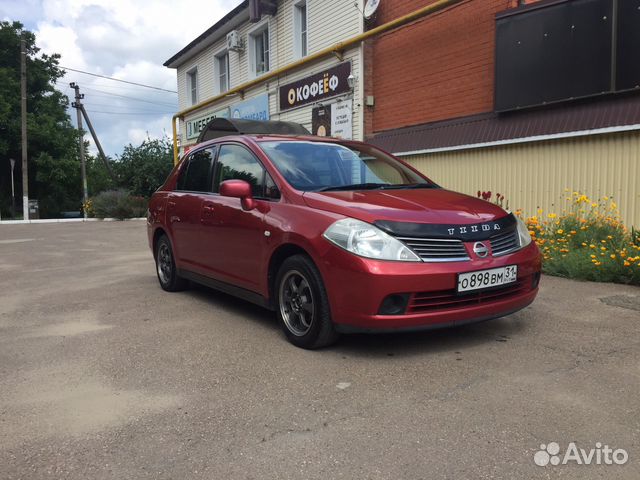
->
[[196, 118, 310, 143]]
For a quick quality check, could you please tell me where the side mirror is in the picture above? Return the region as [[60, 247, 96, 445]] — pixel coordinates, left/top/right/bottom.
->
[[219, 179, 257, 211]]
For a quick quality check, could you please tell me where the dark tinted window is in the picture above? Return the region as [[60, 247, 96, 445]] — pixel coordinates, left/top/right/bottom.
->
[[214, 144, 266, 197], [179, 148, 214, 192]]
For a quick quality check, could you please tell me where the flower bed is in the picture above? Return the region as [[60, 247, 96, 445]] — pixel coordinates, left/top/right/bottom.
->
[[518, 192, 639, 285]]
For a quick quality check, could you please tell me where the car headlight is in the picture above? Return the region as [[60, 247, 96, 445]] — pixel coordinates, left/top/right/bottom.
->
[[516, 217, 532, 248], [323, 218, 421, 262]]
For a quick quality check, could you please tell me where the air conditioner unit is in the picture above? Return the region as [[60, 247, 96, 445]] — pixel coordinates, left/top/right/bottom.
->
[[226, 30, 243, 52]]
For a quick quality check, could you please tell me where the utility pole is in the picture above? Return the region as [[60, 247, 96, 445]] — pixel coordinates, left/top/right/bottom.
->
[[20, 37, 29, 221], [79, 105, 115, 180], [70, 82, 88, 219], [10, 159, 16, 218]]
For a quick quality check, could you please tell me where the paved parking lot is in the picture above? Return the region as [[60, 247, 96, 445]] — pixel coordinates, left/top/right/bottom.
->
[[0, 221, 639, 479]]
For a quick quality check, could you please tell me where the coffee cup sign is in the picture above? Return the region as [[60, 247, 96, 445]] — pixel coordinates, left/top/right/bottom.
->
[[279, 62, 352, 111]]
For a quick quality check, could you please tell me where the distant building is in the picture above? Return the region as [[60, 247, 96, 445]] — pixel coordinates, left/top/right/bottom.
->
[[164, 0, 364, 152]]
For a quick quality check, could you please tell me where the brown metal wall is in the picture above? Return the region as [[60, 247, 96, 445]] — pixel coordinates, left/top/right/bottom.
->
[[404, 130, 640, 228]]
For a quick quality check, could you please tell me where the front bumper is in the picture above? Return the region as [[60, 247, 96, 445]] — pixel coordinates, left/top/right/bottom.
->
[[318, 242, 541, 331]]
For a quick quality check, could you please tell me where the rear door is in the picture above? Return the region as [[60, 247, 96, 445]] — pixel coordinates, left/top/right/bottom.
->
[[166, 147, 216, 271]]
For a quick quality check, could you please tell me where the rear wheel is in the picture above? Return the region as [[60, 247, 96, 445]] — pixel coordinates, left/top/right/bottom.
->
[[276, 255, 338, 349], [155, 235, 188, 292]]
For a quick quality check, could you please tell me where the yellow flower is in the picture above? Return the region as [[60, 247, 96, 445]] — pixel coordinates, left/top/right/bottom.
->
[[590, 254, 596, 259], [595, 262, 602, 266], [590, 244, 596, 249], [591, 203, 598, 208], [557, 229, 564, 235], [603, 196, 609, 201], [607, 235, 613, 240], [548, 213, 557, 219], [624, 261, 630, 267], [582, 242, 587, 247], [610, 254, 616, 259], [601, 247, 607, 251]]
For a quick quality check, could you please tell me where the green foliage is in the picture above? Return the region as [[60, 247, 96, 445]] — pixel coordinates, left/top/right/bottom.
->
[[91, 190, 147, 220], [115, 137, 173, 198], [87, 153, 116, 196], [0, 21, 81, 218], [34, 151, 81, 215]]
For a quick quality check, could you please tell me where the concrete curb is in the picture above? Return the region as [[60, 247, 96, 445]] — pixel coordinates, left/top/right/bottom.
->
[[0, 218, 147, 225]]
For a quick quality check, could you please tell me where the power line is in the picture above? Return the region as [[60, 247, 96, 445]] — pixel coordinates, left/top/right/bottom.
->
[[79, 86, 177, 107], [60, 65, 177, 93], [82, 101, 175, 112], [85, 110, 176, 115]]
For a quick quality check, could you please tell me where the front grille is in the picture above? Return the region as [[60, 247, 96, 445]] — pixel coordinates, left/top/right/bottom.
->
[[490, 229, 520, 256], [397, 237, 469, 262], [407, 277, 530, 314]]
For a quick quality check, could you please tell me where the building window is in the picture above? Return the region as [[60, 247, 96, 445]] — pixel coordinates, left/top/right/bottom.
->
[[250, 25, 270, 77], [216, 52, 230, 93], [187, 68, 198, 105], [294, 1, 307, 59]]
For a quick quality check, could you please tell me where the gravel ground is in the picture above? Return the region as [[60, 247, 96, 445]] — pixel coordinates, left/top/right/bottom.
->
[[0, 221, 638, 479]]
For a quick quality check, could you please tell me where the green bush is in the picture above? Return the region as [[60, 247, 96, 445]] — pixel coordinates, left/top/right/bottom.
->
[[91, 190, 147, 220]]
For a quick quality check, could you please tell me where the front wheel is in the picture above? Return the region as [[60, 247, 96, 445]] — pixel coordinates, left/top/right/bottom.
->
[[275, 255, 339, 349], [155, 235, 188, 292]]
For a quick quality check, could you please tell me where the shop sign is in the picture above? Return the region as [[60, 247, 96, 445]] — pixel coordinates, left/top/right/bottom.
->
[[231, 94, 270, 120], [311, 99, 352, 140], [186, 108, 229, 140], [279, 62, 351, 111]]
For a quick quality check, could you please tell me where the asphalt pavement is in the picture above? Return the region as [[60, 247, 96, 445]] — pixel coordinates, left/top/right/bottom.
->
[[0, 221, 638, 479]]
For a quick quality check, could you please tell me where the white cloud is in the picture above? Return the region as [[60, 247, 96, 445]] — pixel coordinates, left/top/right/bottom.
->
[[0, 0, 242, 156]]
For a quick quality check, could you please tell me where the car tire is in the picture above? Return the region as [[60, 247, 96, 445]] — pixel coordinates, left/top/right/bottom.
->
[[275, 254, 339, 349], [155, 234, 188, 292]]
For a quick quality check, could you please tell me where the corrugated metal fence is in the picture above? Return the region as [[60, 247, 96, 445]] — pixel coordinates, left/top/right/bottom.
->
[[405, 130, 640, 228]]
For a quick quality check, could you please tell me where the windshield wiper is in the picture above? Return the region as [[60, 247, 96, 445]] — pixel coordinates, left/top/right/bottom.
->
[[315, 183, 389, 192], [389, 183, 436, 189]]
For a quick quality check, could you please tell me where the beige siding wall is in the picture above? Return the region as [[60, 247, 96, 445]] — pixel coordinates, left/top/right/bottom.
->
[[403, 131, 640, 228], [175, 0, 364, 145]]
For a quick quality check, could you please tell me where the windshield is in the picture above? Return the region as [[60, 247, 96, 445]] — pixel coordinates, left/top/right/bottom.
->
[[259, 141, 435, 192]]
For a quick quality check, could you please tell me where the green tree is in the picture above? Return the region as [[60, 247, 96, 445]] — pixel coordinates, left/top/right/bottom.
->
[[0, 21, 80, 218], [115, 137, 174, 198], [86, 152, 116, 196]]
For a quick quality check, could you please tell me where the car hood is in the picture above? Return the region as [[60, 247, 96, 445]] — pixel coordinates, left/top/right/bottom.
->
[[302, 188, 509, 225]]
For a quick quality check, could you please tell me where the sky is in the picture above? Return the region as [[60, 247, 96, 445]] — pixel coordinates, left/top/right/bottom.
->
[[0, 0, 241, 157]]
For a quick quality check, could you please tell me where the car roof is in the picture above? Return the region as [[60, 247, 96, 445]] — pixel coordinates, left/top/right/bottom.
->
[[189, 134, 364, 152]]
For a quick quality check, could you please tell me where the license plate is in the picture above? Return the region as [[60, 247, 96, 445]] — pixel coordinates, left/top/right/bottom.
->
[[457, 265, 518, 293]]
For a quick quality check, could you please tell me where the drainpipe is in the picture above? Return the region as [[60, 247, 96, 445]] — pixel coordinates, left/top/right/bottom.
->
[[171, 0, 463, 164]]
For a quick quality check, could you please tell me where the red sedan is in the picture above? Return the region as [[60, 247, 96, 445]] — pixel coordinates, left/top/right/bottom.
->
[[148, 131, 540, 348]]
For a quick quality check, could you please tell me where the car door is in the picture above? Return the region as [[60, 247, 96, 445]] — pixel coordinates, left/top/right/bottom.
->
[[200, 143, 276, 292], [166, 147, 216, 272]]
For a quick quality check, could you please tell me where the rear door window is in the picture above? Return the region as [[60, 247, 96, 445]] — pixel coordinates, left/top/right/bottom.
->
[[177, 148, 216, 192]]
